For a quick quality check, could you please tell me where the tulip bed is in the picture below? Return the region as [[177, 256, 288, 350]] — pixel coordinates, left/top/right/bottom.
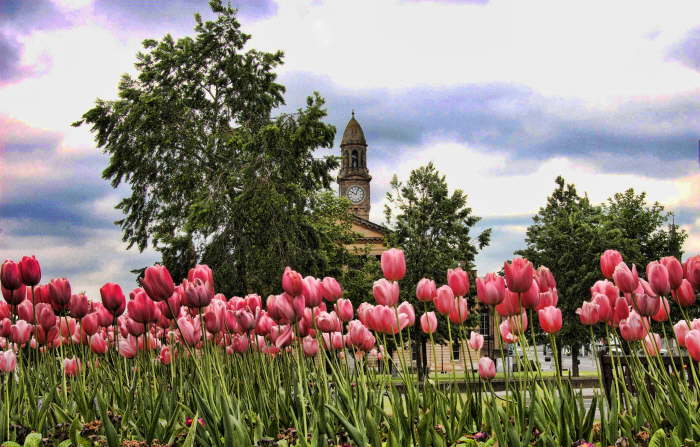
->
[[0, 250, 700, 447]]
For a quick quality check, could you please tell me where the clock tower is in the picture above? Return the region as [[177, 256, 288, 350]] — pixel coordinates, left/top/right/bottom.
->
[[337, 112, 371, 220]]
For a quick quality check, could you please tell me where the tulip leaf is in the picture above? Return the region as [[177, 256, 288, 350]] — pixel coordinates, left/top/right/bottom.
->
[[325, 404, 367, 447], [182, 412, 199, 447], [22, 433, 42, 447]]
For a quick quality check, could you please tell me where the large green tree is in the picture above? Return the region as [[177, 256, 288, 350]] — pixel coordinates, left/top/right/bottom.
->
[[384, 162, 491, 377], [74, 1, 353, 296], [516, 176, 619, 376]]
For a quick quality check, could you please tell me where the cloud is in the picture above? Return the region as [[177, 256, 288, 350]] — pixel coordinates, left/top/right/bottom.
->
[[91, 0, 277, 34], [281, 72, 700, 179], [0, 34, 24, 84], [668, 26, 700, 71]]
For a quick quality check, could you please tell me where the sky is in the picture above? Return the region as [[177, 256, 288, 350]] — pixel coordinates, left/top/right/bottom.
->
[[1, 0, 700, 299]]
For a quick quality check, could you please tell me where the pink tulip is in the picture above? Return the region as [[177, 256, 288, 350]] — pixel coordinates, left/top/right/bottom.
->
[[630, 292, 660, 317], [372, 278, 399, 306], [347, 320, 375, 350], [302, 276, 323, 308], [0, 319, 10, 338], [58, 317, 76, 338], [177, 316, 202, 346], [0, 260, 21, 290], [576, 301, 599, 325], [127, 289, 160, 323], [17, 299, 34, 323], [476, 273, 506, 306], [234, 310, 255, 331], [255, 313, 275, 335], [674, 321, 690, 347], [18, 255, 41, 286], [521, 281, 540, 310], [508, 312, 528, 334], [643, 332, 662, 355], [693, 319, 700, 331], [398, 301, 415, 327], [657, 256, 683, 290], [672, 279, 696, 307], [231, 334, 249, 353], [118, 335, 138, 358], [495, 288, 520, 317], [322, 331, 344, 350], [591, 293, 612, 323], [334, 299, 353, 322], [63, 357, 81, 377], [187, 264, 215, 292], [267, 293, 297, 324], [271, 325, 293, 348], [434, 285, 455, 315], [381, 248, 406, 281], [302, 336, 319, 357], [10, 320, 32, 345], [611, 297, 629, 327], [416, 278, 437, 302], [619, 311, 646, 342], [33, 284, 51, 305], [244, 294, 262, 312], [447, 267, 469, 297], [321, 277, 342, 302], [1, 284, 25, 306], [468, 331, 484, 351], [0, 350, 17, 373], [652, 297, 670, 322], [534, 266, 556, 292], [142, 264, 175, 302], [204, 303, 225, 334], [68, 293, 90, 319], [0, 303, 8, 321], [686, 256, 700, 290], [478, 357, 496, 379], [36, 303, 56, 330], [159, 346, 172, 364], [600, 250, 623, 279], [126, 318, 146, 336], [81, 312, 100, 336], [538, 306, 562, 334], [613, 263, 638, 294], [503, 258, 534, 293], [536, 288, 558, 311], [90, 334, 108, 354], [281, 267, 304, 296], [158, 290, 182, 320], [420, 312, 438, 334], [448, 297, 469, 324], [645, 261, 670, 296], [100, 283, 126, 316], [590, 280, 619, 310], [685, 329, 700, 361], [182, 278, 214, 309], [316, 311, 342, 332], [48, 278, 71, 311]]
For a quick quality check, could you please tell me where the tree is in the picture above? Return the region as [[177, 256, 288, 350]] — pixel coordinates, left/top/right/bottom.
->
[[384, 162, 491, 378], [516, 176, 620, 376], [74, 1, 353, 297], [602, 189, 687, 266]]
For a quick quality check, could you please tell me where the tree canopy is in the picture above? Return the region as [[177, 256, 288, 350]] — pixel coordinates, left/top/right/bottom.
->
[[74, 0, 353, 296]]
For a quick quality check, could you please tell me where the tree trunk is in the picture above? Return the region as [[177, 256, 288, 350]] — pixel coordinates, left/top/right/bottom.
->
[[572, 343, 580, 377]]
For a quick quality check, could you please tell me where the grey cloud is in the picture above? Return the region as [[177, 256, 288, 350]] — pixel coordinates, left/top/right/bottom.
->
[[279, 72, 700, 179], [0, 33, 22, 83], [668, 26, 700, 71]]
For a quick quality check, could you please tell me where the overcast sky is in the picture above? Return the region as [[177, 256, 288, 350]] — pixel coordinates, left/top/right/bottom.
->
[[2, 0, 700, 298]]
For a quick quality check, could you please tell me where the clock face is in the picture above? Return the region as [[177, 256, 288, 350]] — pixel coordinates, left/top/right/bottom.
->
[[346, 185, 365, 204]]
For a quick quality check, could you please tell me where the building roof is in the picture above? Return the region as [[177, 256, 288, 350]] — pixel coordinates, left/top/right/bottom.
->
[[352, 214, 388, 234], [340, 112, 367, 147]]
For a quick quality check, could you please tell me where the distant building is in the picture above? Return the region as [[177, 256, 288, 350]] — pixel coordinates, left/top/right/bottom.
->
[[337, 113, 503, 371]]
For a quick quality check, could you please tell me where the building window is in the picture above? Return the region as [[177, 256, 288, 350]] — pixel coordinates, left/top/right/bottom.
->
[[351, 150, 359, 168], [480, 309, 490, 337], [452, 341, 460, 360]]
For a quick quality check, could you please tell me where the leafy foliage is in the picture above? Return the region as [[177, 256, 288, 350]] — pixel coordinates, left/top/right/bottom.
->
[[74, 1, 353, 296]]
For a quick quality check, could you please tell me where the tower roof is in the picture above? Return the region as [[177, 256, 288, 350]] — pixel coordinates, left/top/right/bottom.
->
[[340, 112, 367, 147]]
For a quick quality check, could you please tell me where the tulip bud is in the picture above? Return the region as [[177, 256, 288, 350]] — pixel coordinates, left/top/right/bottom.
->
[[127, 288, 160, 323], [686, 256, 700, 291], [476, 273, 505, 306], [302, 336, 319, 357], [302, 276, 323, 308], [0, 260, 21, 290], [334, 299, 353, 322], [660, 256, 683, 290], [69, 293, 90, 319], [576, 301, 599, 325], [434, 285, 455, 315], [415, 278, 437, 302], [495, 289, 520, 317], [612, 263, 638, 294], [674, 321, 690, 347], [2, 284, 26, 306], [372, 278, 399, 307], [63, 357, 81, 377], [684, 329, 700, 361], [646, 261, 670, 297], [18, 256, 41, 286], [503, 258, 534, 293], [321, 277, 342, 302], [281, 267, 303, 296], [381, 248, 406, 281], [187, 264, 214, 292], [537, 306, 562, 334], [142, 264, 175, 302], [672, 279, 696, 307], [468, 331, 484, 351], [90, 334, 108, 355], [534, 266, 556, 292], [448, 297, 469, 324], [48, 278, 71, 313], [521, 281, 540, 310], [478, 357, 496, 380], [447, 267, 469, 297], [420, 312, 437, 334], [100, 283, 126, 316], [17, 299, 34, 323], [600, 250, 623, 279], [0, 350, 17, 373]]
